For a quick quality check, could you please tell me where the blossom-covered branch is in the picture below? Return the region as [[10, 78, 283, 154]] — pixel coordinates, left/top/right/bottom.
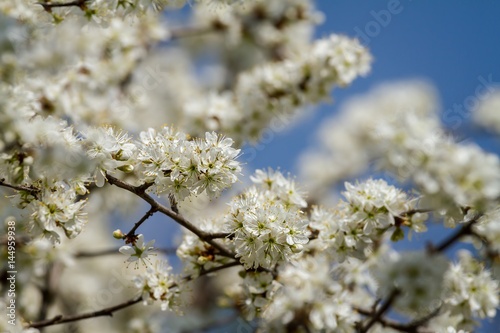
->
[[75, 247, 177, 258], [0, 1, 499, 332], [106, 174, 235, 258]]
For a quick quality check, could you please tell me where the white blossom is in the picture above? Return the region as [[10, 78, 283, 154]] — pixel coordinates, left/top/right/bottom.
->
[[119, 234, 156, 267], [135, 127, 241, 200], [225, 169, 309, 269], [133, 260, 183, 312], [443, 251, 499, 322]]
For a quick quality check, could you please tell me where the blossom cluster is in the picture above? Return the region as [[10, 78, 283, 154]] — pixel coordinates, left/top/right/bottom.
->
[[0, 15, 168, 132], [83, 124, 242, 204], [133, 260, 184, 312], [185, 33, 372, 143], [225, 168, 309, 269], [0, 0, 180, 23], [1, 121, 240, 245], [442, 251, 499, 329], [300, 81, 500, 211], [135, 129, 241, 200], [309, 179, 427, 261]]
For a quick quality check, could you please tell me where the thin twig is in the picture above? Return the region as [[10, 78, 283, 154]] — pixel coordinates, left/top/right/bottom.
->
[[430, 213, 481, 253], [124, 206, 158, 240], [0, 179, 39, 195], [359, 289, 400, 333], [29, 296, 143, 329], [204, 232, 231, 240], [401, 208, 433, 216], [75, 247, 177, 258], [169, 25, 214, 41], [355, 306, 438, 333], [37, 0, 88, 11], [182, 261, 240, 282], [28, 260, 241, 329], [106, 174, 235, 258]]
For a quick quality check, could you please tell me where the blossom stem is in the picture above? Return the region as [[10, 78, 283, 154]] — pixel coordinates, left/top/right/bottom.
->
[[124, 206, 158, 240]]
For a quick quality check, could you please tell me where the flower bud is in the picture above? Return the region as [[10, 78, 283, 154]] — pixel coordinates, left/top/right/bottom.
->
[[113, 229, 124, 239], [117, 164, 134, 173]]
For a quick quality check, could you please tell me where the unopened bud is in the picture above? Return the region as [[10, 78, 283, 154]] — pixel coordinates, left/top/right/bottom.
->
[[113, 229, 124, 239], [117, 164, 134, 173], [291, 244, 304, 253], [197, 256, 209, 265]]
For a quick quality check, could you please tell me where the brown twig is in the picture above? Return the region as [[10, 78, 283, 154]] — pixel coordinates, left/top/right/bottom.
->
[[429, 213, 481, 253], [0, 179, 39, 195], [358, 289, 400, 333], [28, 260, 241, 329], [105, 174, 235, 258], [355, 306, 438, 333], [37, 0, 88, 12], [124, 206, 158, 241], [182, 261, 240, 282], [75, 247, 177, 258], [29, 296, 143, 329], [204, 232, 231, 240], [169, 25, 214, 41]]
